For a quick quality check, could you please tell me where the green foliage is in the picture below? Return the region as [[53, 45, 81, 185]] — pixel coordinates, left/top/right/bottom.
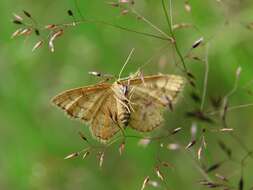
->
[[1, 0, 253, 189]]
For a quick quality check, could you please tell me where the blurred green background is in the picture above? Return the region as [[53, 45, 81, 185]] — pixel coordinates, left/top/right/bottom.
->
[[1, 0, 253, 189]]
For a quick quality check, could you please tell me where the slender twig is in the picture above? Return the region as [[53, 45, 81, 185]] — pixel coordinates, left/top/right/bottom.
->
[[208, 103, 253, 116], [241, 151, 253, 165], [219, 67, 241, 119], [139, 42, 170, 71], [74, 0, 85, 19], [207, 102, 253, 158], [169, 0, 173, 28], [225, 70, 240, 99], [130, 8, 173, 42], [189, 150, 214, 182], [161, 0, 187, 71], [119, 48, 135, 79], [169, 136, 214, 182], [201, 44, 210, 111], [57, 19, 170, 41], [231, 133, 252, 158]]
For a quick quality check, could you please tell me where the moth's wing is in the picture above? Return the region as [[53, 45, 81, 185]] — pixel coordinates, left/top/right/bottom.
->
[[51, 83, 120, 141], [129, 94, 165, 132], [125, 74, 185, 132], [51, 83, 111, 121], [90, 92, 120, 142]]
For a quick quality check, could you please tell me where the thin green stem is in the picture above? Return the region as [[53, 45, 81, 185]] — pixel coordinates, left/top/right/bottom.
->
[[162, 0, 173, 35], [93, 20, 170, 41], [201, 44, 210, 111], [119, 48, 135, 79], [56, 19, 170, 41], [74, 0, 85, 19], [207, 103, 253, 116], [161, 0, 187, 71], [230, 133, 253, 159], [138, 42, 170, 71], [130, 8, 173, 41]]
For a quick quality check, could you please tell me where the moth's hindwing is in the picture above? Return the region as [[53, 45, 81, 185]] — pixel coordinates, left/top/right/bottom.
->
[[126, 74, 185, 132]]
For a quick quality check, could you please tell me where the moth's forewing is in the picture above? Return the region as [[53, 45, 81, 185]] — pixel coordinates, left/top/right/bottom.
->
[[89, 92, 120, 141], [51, 83, 111, 120], [52, 83, 124, 142]]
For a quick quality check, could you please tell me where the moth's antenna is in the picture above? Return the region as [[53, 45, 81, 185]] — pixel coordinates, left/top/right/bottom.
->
[[118, 48, 135, 80]]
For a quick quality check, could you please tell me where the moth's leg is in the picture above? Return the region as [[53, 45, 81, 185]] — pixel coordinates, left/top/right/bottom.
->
[[128, 69, 141, 79], [98, 78, 111, 84], [116, 122, 127, 141], [114, 95, 131, 114], [135, 69, 146, 84], [129, 69, 146, 84], [127, 71, 147, 111], [122, 87, 136, 113], [129, 86, 136, 101], [106, 106, 126, 141], [121, 80, 136, 108], [115, 91, 135, 113]]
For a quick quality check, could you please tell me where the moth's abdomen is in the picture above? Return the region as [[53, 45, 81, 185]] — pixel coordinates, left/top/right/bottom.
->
[[117, 98, 131, 127], [118, 105, 130, 126], [112, 82, 131, 127]]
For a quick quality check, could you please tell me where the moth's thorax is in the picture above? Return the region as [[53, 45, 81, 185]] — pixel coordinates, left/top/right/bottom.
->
[[111, 82, 131, 127], [111, 82, 129, 98]]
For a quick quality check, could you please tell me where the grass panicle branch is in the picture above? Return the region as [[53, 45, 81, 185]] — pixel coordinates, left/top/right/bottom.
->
[[161, 0, 187, 71]]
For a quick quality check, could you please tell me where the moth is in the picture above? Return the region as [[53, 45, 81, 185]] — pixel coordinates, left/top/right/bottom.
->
[[51, 72, 185, 142]]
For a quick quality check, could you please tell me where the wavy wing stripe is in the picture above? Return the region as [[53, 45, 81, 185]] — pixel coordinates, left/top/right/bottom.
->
[[51, 83, 111, 121], [90, 93, 120, 141], [121, 74, 184, 86]]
